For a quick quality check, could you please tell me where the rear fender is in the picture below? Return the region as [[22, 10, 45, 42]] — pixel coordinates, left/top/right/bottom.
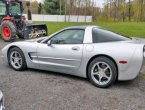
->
[[1, 16, 14, 22]]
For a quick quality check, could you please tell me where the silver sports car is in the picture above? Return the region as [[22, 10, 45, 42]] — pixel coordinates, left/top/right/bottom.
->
[[1, 26, 145, 88]]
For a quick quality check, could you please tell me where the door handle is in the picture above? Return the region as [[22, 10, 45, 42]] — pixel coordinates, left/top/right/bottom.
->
[[72, 47, 80, 51]]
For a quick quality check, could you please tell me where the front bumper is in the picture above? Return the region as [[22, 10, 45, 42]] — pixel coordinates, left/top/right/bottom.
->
[[1, 49, 8, 64], [0, 105, 5, 110], [0, 92, 5, 110]]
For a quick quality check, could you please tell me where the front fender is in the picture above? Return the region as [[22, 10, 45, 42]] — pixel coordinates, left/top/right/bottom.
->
[[1, 41, 38, 68]]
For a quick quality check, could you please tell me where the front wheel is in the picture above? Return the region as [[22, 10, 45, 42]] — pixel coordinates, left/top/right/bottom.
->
[[8, 47, 27, 71], [88, 57, 117, 88]]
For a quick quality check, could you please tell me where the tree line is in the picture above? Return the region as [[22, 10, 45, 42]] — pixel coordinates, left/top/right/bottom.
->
[[22, 0, 145, 22]]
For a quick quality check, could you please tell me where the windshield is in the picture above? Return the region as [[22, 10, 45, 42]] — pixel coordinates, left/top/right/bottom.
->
[[0, 1, 6, 15], [10, 2, 22, 15]]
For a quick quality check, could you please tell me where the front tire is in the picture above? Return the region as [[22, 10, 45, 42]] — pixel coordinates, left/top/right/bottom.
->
[[8, 47, 27, 71], [88, 57, 117, 88]]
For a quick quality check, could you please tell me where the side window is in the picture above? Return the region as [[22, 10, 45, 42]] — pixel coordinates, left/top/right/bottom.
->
[[51, 29, 84, 44], [0, 2, 6, 15], [92, 28, 129, 43]]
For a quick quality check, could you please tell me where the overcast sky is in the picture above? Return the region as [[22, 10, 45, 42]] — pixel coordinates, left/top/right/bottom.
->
[[35, 0, 105, 8]]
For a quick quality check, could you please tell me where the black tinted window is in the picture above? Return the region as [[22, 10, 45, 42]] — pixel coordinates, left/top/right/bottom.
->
[[92, 28, 130, 43]]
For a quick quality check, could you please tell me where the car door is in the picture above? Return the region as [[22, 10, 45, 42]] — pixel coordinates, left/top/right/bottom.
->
[[37, 29, 85, 72]]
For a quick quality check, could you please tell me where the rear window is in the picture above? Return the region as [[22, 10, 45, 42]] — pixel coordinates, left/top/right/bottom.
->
[[92, 28, 130, 43]]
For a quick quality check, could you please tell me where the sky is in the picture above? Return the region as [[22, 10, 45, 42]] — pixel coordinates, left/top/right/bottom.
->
[[34, 0, 105, 8], [94, 0, 105, 8]]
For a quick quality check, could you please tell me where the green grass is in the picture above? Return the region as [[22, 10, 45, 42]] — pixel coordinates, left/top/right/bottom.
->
[[139, 73, 145, 79], [35, 22, 145, 38]]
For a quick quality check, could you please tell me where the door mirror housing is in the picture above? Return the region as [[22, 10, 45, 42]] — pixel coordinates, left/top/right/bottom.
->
[[47, 40, 52, 46]]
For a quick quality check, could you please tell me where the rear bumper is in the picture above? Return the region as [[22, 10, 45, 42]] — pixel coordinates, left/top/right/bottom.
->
[[118, 45, 144, 80]]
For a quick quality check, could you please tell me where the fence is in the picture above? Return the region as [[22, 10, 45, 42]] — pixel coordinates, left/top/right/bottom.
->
[[23, 14, 92, 22]]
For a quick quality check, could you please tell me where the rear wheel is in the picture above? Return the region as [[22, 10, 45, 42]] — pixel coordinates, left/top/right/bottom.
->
[[8, 47, 27, 71], [88, 57, 117, 88], [0, 20, 16, 42]]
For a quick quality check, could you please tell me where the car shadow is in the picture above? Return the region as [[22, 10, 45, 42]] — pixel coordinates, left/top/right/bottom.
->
[[28, 68, 87, 82], [26, 68, 137, 89]]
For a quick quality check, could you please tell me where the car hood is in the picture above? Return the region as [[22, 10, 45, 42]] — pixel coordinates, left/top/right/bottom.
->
[[25, 37, 47, 42]]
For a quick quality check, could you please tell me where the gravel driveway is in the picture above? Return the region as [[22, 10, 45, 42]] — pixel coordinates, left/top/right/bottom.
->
[[0, 41, 145, 110]]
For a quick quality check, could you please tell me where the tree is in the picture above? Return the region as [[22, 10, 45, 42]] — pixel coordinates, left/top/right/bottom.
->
[[140, 0, 144, 21], [44, 0, 65, 15], [76, 0, 82, 22], [110, 0, 112, 17], [22, 1, 39, 14], [128, 0, 131, 21], [38, 3, 42, 14], [113, 0, 118, 21]]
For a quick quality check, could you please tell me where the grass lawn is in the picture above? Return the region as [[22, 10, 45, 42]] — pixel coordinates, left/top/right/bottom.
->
[[139, 73, 145, 79], [35, 22, 145, 38]]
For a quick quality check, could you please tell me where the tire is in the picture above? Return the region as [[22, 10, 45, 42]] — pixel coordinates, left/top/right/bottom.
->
[[88, 57, 117, 88], [0, 20, 16, 42], [8, 47, 27, 71]]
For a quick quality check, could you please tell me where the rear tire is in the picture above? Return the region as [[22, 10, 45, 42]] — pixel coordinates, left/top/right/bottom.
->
[[0, 20, 16, 42], [8, 47, 27, 71], [88, 57, 117, 88]]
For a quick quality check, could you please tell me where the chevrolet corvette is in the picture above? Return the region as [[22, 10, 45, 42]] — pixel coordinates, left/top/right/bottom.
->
[[1, 26, 145, 88]]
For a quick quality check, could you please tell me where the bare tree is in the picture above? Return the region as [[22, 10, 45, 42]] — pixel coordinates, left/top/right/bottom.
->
[[60, 0, 62, 15], [106, 0, 109, 20], [84, 0, 87, 22], [64, 0, 67, 22], [122, 0, 125, 22], [77, 0, 82, 22], [110, 0, 112, 17], [92, 0, 96, 20], [140, 0, 144, 21], [128, 0, 131, 21], [113, 0, 118, 21]]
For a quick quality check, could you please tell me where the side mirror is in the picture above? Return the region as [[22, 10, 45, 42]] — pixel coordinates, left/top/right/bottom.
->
[[47, 40, 52, 46]]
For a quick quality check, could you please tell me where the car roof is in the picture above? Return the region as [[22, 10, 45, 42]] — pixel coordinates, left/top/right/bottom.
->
[[64, 26, 100, 30]]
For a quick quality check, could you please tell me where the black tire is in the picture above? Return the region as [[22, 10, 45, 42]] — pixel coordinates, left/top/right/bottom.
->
[[0, 20, 16, 42], [88, 57, 117, 88], [8, 47, 27, 71]]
